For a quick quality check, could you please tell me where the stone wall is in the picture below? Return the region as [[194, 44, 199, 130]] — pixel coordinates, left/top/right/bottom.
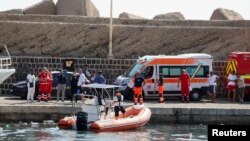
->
[[1, 104, 250, 124], [0, 56, 227, 97], [0, 56, 134, 94], [0, 14, 249, 60], [0, 14, 249, 27]]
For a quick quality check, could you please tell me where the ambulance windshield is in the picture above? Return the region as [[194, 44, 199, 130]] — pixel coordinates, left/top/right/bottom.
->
[[124, 63, 143, 77]]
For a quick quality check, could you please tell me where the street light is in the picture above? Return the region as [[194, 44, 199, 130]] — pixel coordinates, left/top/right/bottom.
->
[[107, 0, 114, 59]]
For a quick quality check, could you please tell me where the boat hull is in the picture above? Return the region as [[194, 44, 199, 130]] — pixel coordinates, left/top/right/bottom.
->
[[0, 69, 15, 84], [58, 116, 76, 129], [90, 105, 151, 132]]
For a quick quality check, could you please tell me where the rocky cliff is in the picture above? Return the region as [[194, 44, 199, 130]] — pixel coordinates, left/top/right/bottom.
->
[[210, 8, 244, 20], [0, 14, 249, 60], [153, 12, 185, 20]]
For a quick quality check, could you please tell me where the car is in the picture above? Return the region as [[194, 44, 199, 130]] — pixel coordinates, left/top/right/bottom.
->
[[11, 71, 76, 99]]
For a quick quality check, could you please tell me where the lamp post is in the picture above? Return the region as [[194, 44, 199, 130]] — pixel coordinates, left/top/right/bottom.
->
[[107, 0, 114, 59]]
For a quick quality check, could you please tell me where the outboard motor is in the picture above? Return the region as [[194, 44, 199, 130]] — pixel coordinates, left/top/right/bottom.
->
[[76, 112, 88, 131]]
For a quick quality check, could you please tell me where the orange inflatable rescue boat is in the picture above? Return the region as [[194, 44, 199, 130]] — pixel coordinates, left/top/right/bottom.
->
[[90, 105, 151, 132], [58, 105, 151, 131]]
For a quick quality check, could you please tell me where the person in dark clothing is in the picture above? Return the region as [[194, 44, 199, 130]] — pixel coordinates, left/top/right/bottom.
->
[[93, 70, 107, 106], [57, 69, 67, 102], [83, 64, 92, 80], [71, 71, 78, 102], [133, 71, 146, 105], [112, 90, 125, 120], [93, 70, 106, 84]]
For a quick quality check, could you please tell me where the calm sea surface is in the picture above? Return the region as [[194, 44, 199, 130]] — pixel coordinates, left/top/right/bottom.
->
[[0, 122, 207, 141]]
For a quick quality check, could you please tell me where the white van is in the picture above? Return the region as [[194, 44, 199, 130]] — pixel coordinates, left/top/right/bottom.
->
[[114, 53, 213, 101]]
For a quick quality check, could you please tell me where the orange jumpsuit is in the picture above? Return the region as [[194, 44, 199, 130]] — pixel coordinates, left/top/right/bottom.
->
[[158, 77, 164, 103], [38, 70, 48, 101]]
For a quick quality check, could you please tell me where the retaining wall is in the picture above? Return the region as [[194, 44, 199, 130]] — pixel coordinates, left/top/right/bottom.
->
[[0, 14, 249, 60], [0, 56, 227, 97], [0, 104, 250, 124]]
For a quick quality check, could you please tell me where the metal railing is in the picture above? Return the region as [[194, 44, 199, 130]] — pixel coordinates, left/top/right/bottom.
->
[[71, 87, 114, 120], [71, 93, 99, 116]]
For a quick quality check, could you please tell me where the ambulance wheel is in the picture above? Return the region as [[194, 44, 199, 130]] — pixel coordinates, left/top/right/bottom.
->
[[190, 89, 201, 101]]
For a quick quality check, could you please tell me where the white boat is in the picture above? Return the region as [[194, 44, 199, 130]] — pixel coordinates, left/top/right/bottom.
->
[[0, 44, 15, 84], [58, 84, 151, 131]]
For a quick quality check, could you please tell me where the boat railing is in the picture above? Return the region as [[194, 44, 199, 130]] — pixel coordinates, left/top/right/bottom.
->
[[0, 44, 12, 69], [71, 88, 115, 119], [71, 93, 99, 116], [103, 88, 114, 112]]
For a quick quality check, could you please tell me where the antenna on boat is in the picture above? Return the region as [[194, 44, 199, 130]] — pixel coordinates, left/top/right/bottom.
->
[[2, 44, 12, 69], [3, 44, 11, 59]]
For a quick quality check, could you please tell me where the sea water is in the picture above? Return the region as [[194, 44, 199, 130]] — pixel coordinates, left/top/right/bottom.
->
[[0, 122, 207, 141]]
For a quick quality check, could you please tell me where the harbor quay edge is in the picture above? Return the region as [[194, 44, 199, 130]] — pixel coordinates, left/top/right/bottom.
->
[[0, 101, 250, 124]]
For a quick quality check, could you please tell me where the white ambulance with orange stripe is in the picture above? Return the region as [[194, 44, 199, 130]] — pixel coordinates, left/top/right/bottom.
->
[[114, 53, 213, 101]]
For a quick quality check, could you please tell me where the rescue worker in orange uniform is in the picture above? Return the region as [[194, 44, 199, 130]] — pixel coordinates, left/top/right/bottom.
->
[[46, 69, 53, 100], [38, 67, 48, 101], [133, 71, 146, 105], [158, 73, 165, 103], [177, 69, 191, 103]]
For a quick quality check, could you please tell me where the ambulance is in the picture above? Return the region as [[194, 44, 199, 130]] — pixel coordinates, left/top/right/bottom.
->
[[225, 52, 250, 100], [114, 53, 213, 101]]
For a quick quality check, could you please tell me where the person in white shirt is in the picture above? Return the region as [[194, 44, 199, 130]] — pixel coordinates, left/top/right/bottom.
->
[[227, 71, 237, 102], [207, 71, 219, 102], [237, 73, 245, 103], [112, 90, 125, 120], [77, 69, 90, 94], [26, 69, 36, 102]]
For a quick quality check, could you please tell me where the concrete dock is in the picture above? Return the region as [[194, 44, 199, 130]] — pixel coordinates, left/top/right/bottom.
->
[[0, 95, 250, 124]]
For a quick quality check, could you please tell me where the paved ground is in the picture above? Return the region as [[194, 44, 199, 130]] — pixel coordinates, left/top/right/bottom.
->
[[1, 95, 249, 109]]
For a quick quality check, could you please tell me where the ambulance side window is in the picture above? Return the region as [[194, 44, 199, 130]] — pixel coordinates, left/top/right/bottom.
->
[[142, 66, 154, 79], [169, 67, 181, 77], [185, 66, 209, 78], [185, 66, 196, 76], [159, 66, 181, 78], [161, 67, 169, 78], [159, 66, 209, 78]]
